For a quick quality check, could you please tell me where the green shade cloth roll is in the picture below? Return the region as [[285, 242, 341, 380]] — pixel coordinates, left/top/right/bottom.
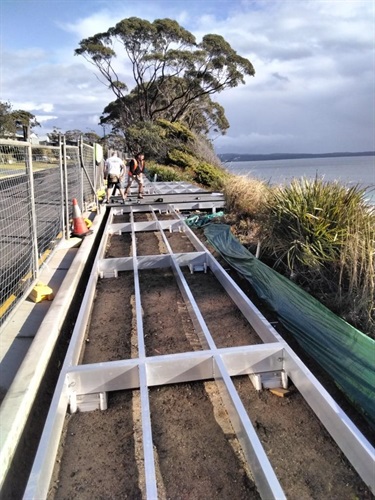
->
[[185, 211, 224, 228], [204, 223, 375, 428]]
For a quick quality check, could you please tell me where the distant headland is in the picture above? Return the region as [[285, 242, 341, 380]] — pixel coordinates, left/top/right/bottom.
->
[[218, 151, 375, 162]]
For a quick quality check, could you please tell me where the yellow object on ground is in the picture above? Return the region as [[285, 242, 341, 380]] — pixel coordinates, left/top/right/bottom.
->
[[97, 188, 106, 200], [84, 218, 93, 229], [28, 282, 54, 303]]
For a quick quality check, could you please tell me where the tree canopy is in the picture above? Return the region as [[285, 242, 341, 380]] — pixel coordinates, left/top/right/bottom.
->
[[0, 101, 40, 138], [47, 127, 102, 145], [75, 17, 254, 141]]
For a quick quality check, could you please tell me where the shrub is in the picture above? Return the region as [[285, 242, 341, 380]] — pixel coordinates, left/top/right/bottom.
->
[[156, 119, 196, 143], [126, 121, 169, 161], [167, 149, 198, 170], [145, 162, 186, 182], [190, 161, 229, 190]]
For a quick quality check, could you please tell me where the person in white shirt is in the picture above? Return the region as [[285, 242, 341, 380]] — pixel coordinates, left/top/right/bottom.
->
[[103, 151, 126, 204]]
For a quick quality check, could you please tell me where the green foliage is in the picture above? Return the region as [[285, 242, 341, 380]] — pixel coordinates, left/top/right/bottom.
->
[[167, 149, 198, 169], [75, 33, 117, 64], [47, 127, 61, 143], [156, 119, 196, 143], [101, 77, 230, 137], [264, 178, 362, 269], [76, 17, 255, 137], [0, 101, 40, 138], [124, 117, 226, 191], [199, 34, 255, 88], [101, 98, 131, 133], [0, 101, 14, 137], [190, 161, 229, 190], [136, 119, 228, 189], [260, 177, 375, 333], [11, 110, 40, 131], [134, 121, 228, 190], [182, 97, 229, 136], [83, 131, 101, 145], [46, 128, 102, 145], [145, 162, 186, 182], [126, 121, 170, 160]]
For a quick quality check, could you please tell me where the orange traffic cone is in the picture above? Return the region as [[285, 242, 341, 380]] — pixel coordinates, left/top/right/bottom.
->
[[71, 198, 91, 237]]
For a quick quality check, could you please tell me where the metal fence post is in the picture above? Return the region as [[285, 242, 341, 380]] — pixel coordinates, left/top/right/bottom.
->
[[26, 141, 39, 278], [58, 136, 66, 240], [79, 136, 84, 210], [62, 135, 70, 240]]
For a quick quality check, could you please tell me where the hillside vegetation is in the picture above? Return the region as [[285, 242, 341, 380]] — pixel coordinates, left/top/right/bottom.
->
[[223, 175, 374, 336], [73, 15, 374, 337], [146, 130, 374, 337]]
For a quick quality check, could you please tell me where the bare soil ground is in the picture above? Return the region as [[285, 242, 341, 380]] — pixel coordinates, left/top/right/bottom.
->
[[49, 211, 373, 500]]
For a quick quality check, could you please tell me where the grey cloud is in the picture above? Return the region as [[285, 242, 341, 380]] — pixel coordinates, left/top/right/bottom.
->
[[1, 0, 374, 153], [2, 56, 111, 135], [271, 72, 290, 83]]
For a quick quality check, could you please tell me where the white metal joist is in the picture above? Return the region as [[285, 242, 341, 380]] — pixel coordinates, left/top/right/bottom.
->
[[24, 203, 375, 499]]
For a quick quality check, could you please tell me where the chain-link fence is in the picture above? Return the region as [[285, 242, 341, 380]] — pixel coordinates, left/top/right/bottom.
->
[[0, 137, 100, 329]]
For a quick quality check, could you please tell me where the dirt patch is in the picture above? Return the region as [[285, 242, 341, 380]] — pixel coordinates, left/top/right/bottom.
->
[[48, 214, 373, 500]]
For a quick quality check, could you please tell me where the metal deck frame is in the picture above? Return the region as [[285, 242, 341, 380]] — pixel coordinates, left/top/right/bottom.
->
[[24, 203, 375, 499]]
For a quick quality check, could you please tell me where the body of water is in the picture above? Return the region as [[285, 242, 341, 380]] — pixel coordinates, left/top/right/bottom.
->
[[225, 155, 375, 203]]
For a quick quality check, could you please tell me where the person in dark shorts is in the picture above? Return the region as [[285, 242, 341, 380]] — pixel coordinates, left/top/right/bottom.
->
[[124, 152, 145, 200], [103, 151, 126, 204]]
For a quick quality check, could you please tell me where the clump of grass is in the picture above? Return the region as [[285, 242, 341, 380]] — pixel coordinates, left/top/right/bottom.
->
[[338, 207, 375, 333], [221, 175, 271, 248], [223, 175, 270, 217], [260, 177, 375, 334]]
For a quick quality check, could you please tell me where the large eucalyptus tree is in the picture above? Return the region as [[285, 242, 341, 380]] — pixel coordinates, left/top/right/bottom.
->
[[75, 17, 254, 135]]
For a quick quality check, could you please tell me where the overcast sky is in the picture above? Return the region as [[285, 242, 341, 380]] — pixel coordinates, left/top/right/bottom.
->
[[1, 0, 374, 154]]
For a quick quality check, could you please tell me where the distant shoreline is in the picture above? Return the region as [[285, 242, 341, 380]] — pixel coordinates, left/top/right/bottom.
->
[[219, 151, 375, 162]]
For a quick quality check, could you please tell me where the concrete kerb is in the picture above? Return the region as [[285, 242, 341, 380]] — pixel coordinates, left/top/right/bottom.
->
[[0, 208, 106, 492]]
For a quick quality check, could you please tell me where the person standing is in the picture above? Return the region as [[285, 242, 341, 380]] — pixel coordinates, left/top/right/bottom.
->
[[103, 151, 126, 204], [124, 152, 145, 200]]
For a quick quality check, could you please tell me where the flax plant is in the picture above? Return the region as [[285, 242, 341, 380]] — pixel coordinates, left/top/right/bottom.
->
[[261, 177, 375, 334]]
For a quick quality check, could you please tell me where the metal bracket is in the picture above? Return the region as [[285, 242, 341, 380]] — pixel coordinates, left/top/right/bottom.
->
[[99, 270, 118, 279], [169, 224, 184, 233], [189, 263, 207, 273], [69, 392, 108, 413], [249, 370, 289, 391]]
